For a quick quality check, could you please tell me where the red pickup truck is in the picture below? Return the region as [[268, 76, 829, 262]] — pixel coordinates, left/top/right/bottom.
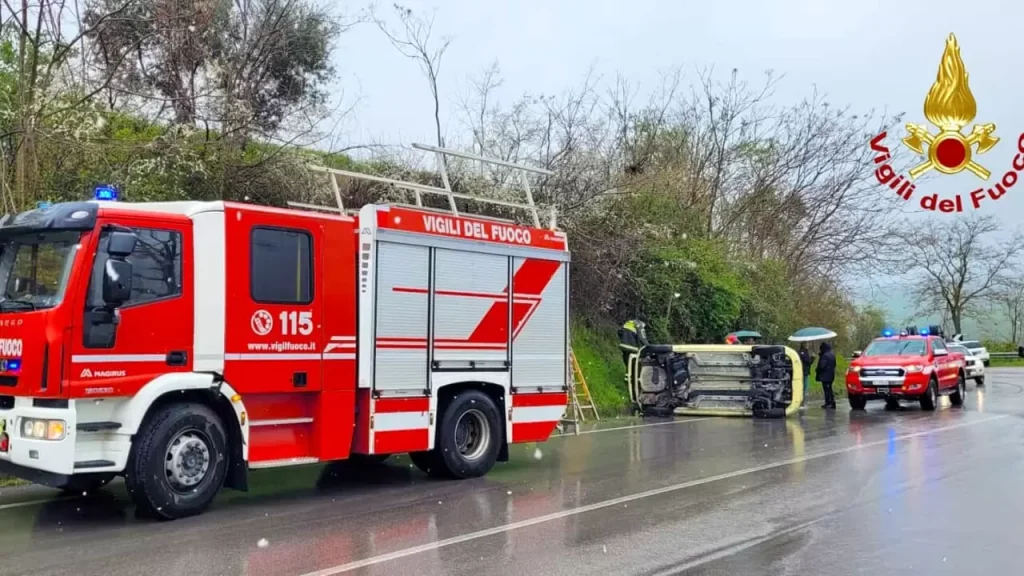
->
[[845, 334, 967, 411]]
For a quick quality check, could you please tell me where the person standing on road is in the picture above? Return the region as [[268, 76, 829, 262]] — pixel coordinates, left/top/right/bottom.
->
[[798, 344, 814, 408], [816, 341, 837, 409]]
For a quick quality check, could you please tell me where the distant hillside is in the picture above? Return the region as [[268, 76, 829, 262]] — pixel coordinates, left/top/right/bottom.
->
[[870, 287, 1010, 342]]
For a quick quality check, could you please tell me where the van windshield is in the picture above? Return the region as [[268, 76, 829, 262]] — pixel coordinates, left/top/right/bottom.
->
[[0, 231, 81, 312]]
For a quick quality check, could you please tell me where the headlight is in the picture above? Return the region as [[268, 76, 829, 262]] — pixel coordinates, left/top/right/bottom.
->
[[21, 418, 66, 440], [905, 365, 925, 373], [848, 366, 861, 373]]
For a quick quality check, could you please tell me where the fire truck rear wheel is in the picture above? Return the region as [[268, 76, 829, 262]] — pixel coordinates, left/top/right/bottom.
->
[[126, 403, 229, 520], [435, 390, 501, 479], [408, 450, 441, 476]]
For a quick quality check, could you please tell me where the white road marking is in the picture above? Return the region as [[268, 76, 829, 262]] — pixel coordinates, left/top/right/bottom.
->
[[0, 497, 67, 511], [299, 413, 1010, 576], [556, 417, 712, 436]]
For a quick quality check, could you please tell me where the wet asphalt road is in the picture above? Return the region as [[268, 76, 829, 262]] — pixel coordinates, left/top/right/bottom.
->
[[3, 370, 1024, 575]]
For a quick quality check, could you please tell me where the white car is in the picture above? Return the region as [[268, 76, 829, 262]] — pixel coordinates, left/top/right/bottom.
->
[[949, 344, 985, 386], [959, 340, 990, 366]]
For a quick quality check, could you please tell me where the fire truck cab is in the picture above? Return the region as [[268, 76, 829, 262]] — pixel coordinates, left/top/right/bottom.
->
[[0, 147, 570, 520]]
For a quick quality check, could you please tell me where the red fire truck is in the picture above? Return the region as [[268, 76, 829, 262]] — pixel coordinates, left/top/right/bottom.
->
[[0, 145, 570, 519]]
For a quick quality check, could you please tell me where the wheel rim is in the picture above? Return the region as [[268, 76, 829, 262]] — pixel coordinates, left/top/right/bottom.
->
[[930, 383, 937, 405], [960, 377, 966, 398], [454, 409, 491, 461], [165, 429, 212, 493]]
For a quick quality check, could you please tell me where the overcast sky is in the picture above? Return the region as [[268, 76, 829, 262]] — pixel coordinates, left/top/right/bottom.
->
[[332, 0, 1024, 335]]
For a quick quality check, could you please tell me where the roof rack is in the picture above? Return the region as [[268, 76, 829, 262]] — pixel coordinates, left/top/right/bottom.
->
[[294, 143, 557, 229]]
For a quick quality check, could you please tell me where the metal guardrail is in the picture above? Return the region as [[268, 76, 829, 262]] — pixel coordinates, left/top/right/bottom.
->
[[989, 351, 1024, 358]]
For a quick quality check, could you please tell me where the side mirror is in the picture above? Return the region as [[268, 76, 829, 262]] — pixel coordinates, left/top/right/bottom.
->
[[107, 230, 137, 258], [852, 350, 861, 358], [102, 259, 133, 305]]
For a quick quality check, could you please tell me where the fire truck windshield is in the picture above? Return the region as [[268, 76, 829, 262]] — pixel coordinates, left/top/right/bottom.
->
[[0, 231, 81, 311], [863, 339, 926, 357]]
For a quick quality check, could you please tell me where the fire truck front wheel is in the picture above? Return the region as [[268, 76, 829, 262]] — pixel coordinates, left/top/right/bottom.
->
[[126, 403, 229, 520], [434, 390, 502, 479]]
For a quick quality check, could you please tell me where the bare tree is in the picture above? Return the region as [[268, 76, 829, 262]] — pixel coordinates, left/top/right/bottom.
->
[[995, 278, 1024, 343], [373, 4, 450, 149], [900, 215, 1024, 334], [0, 0, 142, 210]]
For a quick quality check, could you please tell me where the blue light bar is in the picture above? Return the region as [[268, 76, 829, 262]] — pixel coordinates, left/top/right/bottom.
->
[[36, 201, 52, 209], [93, 184, 119, 202], [919, 327, 930, 336], [0, 358, 21, 373], [881, 328, 894, 337]]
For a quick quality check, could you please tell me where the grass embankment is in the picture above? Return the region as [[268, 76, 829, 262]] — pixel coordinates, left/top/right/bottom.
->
[[570, 319, 632, 416], [0, 474, 26, 487], [989, 356, 1024, 368]]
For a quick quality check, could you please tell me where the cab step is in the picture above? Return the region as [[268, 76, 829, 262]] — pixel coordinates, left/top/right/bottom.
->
[[76, 421, 122, 432]]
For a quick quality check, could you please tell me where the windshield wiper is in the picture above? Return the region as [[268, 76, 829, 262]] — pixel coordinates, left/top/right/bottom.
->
[[0, 298, 35, 311]]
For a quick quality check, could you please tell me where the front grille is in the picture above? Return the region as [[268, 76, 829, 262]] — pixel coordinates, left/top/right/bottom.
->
[[861, 368, 905, 378], [0, 375, 16, 387]]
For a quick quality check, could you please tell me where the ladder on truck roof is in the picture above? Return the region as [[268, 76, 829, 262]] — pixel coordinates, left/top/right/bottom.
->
[[291, 143, 559, 229]]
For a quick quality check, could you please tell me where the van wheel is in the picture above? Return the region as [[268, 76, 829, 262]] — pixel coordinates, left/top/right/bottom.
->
[[920, 378, 938, 411], [950, 373, 967, 407], [434, 390, 501, 479], [59, 473, 115, 494], [125, 403, 228, 520]]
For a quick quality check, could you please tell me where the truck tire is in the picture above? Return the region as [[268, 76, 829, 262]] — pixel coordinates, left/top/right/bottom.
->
[[433, 390, 501, 479], [920, 378, 938, 411], [950, 372, 967, 407], [848, 395, 867, 410], [59, 473, 115, 494], [125, 403, 228, 520], [409, 450, 442, 477], [975, 376, 985, 387]]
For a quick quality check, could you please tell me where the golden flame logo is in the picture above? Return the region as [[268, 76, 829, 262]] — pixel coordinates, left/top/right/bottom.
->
[[902, 33, 999, 180], [923, 35, 976, 130]]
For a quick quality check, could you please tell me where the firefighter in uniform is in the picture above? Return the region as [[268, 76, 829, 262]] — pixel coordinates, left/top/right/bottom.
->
[[617, 319, 648, 366]]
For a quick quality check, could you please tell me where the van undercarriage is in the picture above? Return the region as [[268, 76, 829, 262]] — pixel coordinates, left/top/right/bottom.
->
[[631, 345, 798, 418]]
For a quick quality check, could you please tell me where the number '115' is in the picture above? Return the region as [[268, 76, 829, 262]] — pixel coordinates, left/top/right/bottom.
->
[[279, 311, 313, 335]]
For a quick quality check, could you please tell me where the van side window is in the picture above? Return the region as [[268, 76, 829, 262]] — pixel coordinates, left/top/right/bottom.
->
[[250, 227, 313, 304], [87, 228, 183, 309]]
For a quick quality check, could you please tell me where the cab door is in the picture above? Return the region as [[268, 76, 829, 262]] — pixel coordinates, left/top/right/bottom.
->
[[67, 214, 193, 398]]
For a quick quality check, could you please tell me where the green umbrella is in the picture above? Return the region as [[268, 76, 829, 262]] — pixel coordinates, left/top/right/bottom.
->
[[731, 330, 762, 340], [787, 327, 837, 342]]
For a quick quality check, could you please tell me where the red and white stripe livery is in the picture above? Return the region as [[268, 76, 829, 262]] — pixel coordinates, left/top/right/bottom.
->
[[0, 198, 570, 519]]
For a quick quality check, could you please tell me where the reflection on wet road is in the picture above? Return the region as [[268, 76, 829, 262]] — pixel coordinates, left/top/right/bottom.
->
[[3, 370, 1024, 575]]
